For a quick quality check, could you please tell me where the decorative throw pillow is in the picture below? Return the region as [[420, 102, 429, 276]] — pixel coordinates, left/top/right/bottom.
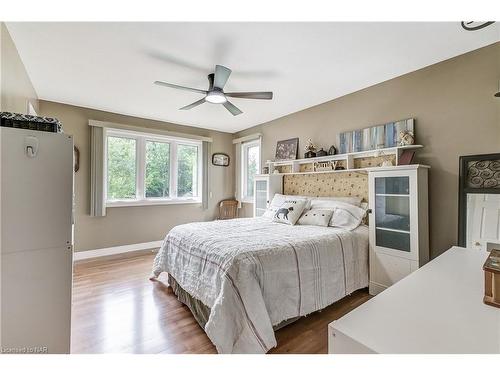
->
[[329, 201, 367, 230], [314, 196, 363, 207], [264, 194, 312, 218], [297, 209, 334, 227], [309, 197, 363, 209], [272, 199, 307, 225]]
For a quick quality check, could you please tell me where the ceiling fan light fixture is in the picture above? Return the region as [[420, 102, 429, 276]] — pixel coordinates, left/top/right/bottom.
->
[[205, 91, 227, 104], [155, 64, 272, 115]]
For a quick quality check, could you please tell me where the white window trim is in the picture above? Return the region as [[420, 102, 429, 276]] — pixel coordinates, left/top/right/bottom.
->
[[241, 138, 261, 203], [104, 127, 203, 207]]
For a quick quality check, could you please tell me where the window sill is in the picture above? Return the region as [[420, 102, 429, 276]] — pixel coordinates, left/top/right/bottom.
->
[[106, 198, 202, 208], [241, 198, 254, 204]]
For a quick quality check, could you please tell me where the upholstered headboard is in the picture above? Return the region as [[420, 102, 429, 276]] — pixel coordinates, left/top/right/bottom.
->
[[283, 171, 368, 202]]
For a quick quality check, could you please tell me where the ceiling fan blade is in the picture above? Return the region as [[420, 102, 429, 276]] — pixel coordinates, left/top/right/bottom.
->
[[207, 73, 214, 91], [154, 81, 207, 95], [225, 92, 273, 100], [213, 65, 232, 89], [179, 98, 206, 110], [223, 101, 243, 116]]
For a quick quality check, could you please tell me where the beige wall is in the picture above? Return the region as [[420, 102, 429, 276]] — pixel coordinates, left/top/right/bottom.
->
[[0, 23, 39, 113], [236, 42, 500, 258], [39, 101, 234, 252]]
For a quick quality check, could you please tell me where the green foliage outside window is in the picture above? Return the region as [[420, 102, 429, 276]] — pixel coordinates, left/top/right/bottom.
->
[[107, 136, 136, 200], [246, 145, 259, 198], [177, 144, 198, 197], [145, 141, 170, 198], [107, 135, 199, 201]]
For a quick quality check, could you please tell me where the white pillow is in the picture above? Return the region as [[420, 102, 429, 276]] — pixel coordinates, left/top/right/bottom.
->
[[310, 196, 363, 207], [272, 199, 307, 225], [329, 201, 367, 230], [264, 194, 312, 218], [309, 199, 366, 229], [310, 198, 356, 210], [297, 209, 334, 227]]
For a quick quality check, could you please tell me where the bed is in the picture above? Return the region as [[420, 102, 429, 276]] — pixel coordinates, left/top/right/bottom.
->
[[151, 216, 369, 354]]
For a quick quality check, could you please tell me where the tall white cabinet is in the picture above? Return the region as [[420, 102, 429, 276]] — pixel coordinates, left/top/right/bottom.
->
[[253, 174, 283, 217], [368, 165, 429, 295], [1, 127, 74, 353]]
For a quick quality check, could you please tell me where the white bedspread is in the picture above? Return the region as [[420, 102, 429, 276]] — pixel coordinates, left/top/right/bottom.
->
[[152, 217, 368, 354]]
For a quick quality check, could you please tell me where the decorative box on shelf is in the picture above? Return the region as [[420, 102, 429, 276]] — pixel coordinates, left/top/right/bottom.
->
[[0, 112, 63, 133]]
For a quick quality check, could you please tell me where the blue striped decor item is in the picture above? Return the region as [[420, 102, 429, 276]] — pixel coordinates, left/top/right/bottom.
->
[[385, 122, 397, 147], [352, 130, 363, 152], [337, 118, 414, 153]]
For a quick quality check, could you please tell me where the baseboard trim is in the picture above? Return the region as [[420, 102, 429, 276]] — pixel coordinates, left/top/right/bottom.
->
[[73, 240, 163, 261]]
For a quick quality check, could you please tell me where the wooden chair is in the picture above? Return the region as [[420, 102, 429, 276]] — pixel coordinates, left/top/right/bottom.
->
[[217, 199, 239, 220]]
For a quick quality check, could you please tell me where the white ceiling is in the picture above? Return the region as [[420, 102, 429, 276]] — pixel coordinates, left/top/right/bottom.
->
[[6, 22, 500, 133]]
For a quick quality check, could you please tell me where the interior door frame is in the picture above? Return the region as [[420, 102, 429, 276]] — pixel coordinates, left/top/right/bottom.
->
[[458, 153, 500, 247]]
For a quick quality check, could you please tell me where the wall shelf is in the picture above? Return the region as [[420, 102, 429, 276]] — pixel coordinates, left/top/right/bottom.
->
[[264, 145, 423, 175], [375, 227, 411, 234], [261, 167, 370, 177]]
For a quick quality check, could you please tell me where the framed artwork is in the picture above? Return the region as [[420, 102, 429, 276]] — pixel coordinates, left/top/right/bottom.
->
[[275, 138, 299, 161], [212, 153, 230, 167], [398, 150, 415, 165], [338, 118, 415, 154]]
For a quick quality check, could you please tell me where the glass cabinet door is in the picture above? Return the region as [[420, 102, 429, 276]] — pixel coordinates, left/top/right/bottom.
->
[[374, 176, 411, 252], [254, 179, 268, 217]]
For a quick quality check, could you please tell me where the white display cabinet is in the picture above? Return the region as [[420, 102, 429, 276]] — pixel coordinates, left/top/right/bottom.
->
[[253, 174, 283, 217], [367, 164, 429, 295]]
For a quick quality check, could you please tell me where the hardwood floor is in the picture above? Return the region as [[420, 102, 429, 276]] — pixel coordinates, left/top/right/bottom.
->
[[72, 252, 371, 354]]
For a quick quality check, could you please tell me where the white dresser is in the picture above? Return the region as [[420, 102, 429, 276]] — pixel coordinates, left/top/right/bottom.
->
[[368, 164, 429, 295], [329, 247, 500, 354]]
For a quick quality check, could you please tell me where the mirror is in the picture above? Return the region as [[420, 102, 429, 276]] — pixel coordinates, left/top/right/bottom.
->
[[459, 154, 500, 250]]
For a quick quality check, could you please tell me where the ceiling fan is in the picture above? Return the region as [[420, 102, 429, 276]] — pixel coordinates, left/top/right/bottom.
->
[[154, 65, 273, 116]]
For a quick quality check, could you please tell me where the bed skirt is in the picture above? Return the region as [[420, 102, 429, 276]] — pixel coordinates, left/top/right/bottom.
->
[[168, 275, 299, 332]]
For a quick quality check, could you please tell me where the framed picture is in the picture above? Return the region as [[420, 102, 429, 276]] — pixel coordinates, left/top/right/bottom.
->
[[338, 118, 415, 153], [275, 137, 299, 161], [398, 150, 415, 165], [212, 153, 230, 167]]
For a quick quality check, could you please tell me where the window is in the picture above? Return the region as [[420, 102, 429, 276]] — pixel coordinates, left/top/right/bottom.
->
[[107, 136, 137, 200], [105, 129, 202, 206], [241, 139, 261, 202]]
